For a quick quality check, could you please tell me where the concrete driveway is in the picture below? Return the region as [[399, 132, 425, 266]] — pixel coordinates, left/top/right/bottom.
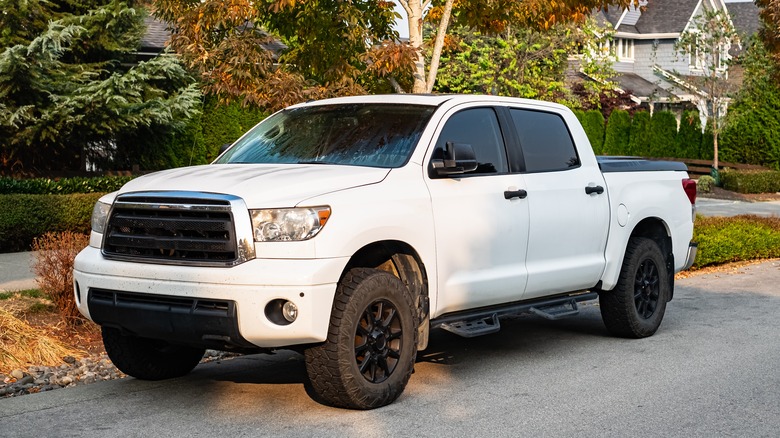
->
[[696, 197, 780, 217], [2, 260, 778, 437]]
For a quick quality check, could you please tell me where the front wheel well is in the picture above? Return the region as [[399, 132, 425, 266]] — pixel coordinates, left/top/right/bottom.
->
[[341, 241, 430, 349]]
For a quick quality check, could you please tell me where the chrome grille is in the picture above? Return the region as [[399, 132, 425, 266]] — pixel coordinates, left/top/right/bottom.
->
[[103, 193, 241, 266]]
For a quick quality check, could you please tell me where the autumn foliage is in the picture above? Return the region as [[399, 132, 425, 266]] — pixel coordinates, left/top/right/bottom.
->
[[32, 232, 90, 324]]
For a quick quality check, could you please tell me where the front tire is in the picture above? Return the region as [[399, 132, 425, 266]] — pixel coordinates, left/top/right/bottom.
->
[[102, 327, 205, 380], [305, 268, 418, 409], [600, 237, 670, 338]]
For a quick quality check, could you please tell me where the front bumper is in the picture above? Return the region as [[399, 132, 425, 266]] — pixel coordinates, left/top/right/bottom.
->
[[73, 246, 347, 348]]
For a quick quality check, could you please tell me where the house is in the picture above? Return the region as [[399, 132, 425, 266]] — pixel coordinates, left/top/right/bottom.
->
[[585, 0, 761, 119]]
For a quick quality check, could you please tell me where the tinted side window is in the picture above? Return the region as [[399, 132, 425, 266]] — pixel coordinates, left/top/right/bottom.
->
[[509, 109, 580, 173], [434, 108, 508, 174]]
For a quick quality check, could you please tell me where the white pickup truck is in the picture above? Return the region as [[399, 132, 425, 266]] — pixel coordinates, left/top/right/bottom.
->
[[74, 94, 697, 409]]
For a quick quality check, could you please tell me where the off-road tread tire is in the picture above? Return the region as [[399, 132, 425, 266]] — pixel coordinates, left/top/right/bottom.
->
[[102, 327, 205, 380], [600, 237, 670, 339], [304, 268, 418, 409]]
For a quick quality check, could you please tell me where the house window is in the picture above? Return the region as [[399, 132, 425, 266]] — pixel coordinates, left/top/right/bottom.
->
[[689, 32, 704, 70], [618, 38, 634, 61]]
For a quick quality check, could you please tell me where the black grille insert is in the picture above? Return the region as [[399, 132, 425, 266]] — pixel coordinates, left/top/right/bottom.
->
[[103, 196, 238, 265]]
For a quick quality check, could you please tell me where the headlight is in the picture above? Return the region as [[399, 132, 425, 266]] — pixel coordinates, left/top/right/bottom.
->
[[250, 207, 331, 242], [91, 201, 112, 234]]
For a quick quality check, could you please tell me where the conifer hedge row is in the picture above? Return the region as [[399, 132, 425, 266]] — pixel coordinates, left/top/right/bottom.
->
[[587, 109, 712, 160]]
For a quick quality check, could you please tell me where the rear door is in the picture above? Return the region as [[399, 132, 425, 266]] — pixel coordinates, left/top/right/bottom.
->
[[424, 106, 530, 316], [507, 108, 610, 300]]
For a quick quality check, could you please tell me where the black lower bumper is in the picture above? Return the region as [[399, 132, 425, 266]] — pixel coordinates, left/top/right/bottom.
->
[[87, 288, 260, 352]]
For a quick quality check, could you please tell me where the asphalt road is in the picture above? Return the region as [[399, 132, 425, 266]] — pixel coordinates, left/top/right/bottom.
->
[[2, 261, 779, 437]]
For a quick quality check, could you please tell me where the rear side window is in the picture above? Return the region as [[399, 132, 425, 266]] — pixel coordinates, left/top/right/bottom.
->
[[509, 109, 580, 173], [433, 108, 508, 174]]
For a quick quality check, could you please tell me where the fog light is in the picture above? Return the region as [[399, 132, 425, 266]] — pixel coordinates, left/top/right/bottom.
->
[[282, 301, 298, 323]]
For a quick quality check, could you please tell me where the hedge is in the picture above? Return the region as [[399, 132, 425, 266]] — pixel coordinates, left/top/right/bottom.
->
[[0, 176, 132, 195], [602, 109, 631, 156], [628, 110, 651, 156], [720, 169, 780, 194], [648, 111, 677, 158], [694, 215, 780, 267], [0, 193, 102, 252], [582, 110, 606, 154], [677, 109, 702, 159]]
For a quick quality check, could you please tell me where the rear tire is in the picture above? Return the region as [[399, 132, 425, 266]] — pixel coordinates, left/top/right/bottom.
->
[[600, 237, 670, 338], [305, 268, 418, 409], [102, 327, 205, 380]]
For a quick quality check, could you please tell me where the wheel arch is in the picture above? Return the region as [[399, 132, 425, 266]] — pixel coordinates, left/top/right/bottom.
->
[[341, 240, 431, 350], [627, 217, 675, 299]]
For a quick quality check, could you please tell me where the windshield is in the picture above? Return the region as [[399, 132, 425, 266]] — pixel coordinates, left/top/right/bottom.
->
[[215, 103, 436, 168]]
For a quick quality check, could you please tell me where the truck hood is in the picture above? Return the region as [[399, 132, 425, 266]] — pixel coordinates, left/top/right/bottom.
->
[[118, 164, 391, 206]]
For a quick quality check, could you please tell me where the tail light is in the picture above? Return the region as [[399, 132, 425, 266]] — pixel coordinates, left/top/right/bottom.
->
[[682, 178, 697, 204]]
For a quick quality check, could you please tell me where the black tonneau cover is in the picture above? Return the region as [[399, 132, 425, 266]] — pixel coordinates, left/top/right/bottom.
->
[[597, 156, 688, 173]]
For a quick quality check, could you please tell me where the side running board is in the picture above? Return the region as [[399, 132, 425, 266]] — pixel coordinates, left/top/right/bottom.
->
[[433, 292, 598, 338]]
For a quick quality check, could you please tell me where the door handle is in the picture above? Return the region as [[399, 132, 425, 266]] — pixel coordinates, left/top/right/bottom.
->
[[504, 189, 528, 200], [585, 185, 605, 195]]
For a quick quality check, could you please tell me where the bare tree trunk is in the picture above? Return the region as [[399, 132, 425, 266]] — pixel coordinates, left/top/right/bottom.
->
[[425, 0, 455, 93], [399, 1, 429, 93]]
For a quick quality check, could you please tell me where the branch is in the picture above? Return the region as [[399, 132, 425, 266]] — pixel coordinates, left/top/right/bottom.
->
[[388, 77, 406, 94], [422, 0, 432, 11], [425, 0, 454, 93], [397, 0, 412, 16]]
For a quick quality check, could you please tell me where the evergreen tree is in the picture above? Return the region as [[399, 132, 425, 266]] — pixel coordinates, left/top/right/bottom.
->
[[721, 39, 780, 170], [582, 110, 606, 154], [677, 110, 702, 159], [0, 0, 201, 174], [648, 111, 678, 158], [628, 110, 651, 156], [603, 109, 631, 156]]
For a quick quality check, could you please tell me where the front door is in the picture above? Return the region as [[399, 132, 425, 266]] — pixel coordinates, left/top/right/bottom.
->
[[424, 106, 530, 316]]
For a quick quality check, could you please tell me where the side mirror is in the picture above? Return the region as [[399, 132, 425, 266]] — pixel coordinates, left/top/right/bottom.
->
[[219, 143, 232, 155], [431, 142, 478, 176]]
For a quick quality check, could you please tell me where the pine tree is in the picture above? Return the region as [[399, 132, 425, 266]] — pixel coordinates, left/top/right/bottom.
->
[[0, 0, 201, 174]]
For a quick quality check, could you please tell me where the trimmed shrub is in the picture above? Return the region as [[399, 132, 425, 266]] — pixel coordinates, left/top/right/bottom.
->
[[603, 109, 631, 156], [693, 215, 780, 267], [700, 119, 715, 161], [628, 110, 651, 156], [582, 110, 606, 154], [677, 109, 703, 159], [573, 109, 586, 123], [0, 176, 132, 195], [32, 232, 90, 324], [648, 111, 678, 157], [697, 175, 715, 193], [720, 169, 780, 194], [0, 193, 101, 252], [202, 98, 268, 161]]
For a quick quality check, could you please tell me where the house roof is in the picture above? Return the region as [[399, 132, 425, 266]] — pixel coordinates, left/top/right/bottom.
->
[[612, 73, 674, 99], [727, 1, 761, 38], [138, 16, 287, 56], [634, 0, 699, 34], [140, 16, 169, 52]]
